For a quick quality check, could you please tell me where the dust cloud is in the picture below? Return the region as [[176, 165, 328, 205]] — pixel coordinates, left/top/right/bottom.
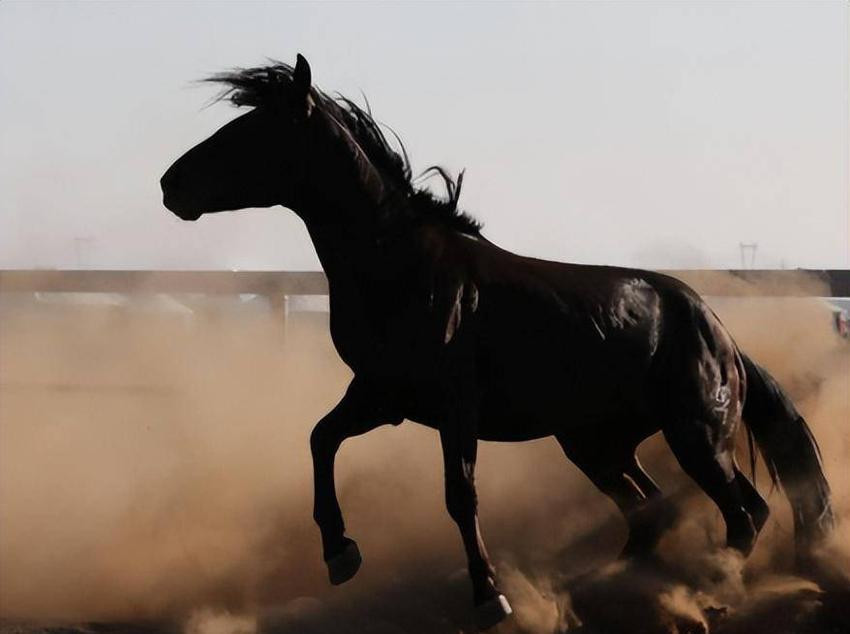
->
[[0, 271, 847, 633]]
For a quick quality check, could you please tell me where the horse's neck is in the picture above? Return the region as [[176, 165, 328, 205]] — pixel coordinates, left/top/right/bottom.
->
[[304, 216, 400, 309], [303, 212, 416, 372]]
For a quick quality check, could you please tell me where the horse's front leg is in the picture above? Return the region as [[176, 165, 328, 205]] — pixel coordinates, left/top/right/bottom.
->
[[440, 420, 513, 629], [310, 379, 392, 585]]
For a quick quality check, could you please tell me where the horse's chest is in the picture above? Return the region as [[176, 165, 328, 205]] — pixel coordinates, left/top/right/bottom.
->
[[327, 311, 371, 371], [327, 303, 414, 374]]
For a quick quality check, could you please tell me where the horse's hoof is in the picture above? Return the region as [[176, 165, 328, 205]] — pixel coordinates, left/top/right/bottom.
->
[[476, 594, 512, 630], [326, 540, 361, 585]]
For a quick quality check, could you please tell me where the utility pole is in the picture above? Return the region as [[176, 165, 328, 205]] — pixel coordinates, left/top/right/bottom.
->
[[739, 242, 758, 270]]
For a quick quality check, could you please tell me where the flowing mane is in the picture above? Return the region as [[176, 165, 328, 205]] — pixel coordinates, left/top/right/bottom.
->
[[204, 61, 482, 235]]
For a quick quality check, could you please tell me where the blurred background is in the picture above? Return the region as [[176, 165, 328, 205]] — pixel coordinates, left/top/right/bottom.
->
[[0, 1, 847, 270]]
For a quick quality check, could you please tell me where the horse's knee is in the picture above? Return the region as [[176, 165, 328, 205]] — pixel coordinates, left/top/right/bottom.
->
[[310, 418, 340, 457]]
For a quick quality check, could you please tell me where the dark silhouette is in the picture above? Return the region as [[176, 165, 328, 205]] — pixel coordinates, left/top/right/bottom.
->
[[161, 55, 833, 629]]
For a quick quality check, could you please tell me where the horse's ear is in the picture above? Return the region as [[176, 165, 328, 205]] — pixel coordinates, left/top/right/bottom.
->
[[293, 54, 312, 100]]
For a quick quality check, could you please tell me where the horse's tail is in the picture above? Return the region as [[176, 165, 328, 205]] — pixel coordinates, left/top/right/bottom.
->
[[740, 352, 834, 559]]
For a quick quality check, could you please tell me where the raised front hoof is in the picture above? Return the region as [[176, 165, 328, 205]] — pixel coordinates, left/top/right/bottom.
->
[[326, 539, 362, 586], [475, 594, 512, 630]]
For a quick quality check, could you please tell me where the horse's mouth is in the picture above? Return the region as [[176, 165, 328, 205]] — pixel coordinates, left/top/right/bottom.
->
[[163, 199, 203, 221], [161, 183, 204, 221], [177, 209, 203, 221]]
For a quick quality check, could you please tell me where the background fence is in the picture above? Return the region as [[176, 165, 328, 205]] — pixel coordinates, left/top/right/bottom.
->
[[1, 269, 848, 301]]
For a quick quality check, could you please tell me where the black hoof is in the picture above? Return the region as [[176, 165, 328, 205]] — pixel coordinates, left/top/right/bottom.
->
[[476, 594, 512, 630], [326, 539, 362, 585]]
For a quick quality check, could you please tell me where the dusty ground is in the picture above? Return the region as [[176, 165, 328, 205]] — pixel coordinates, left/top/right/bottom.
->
[[0, 282, 848, 633]]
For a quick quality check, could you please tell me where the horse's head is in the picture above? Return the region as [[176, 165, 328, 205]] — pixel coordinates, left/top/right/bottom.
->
[[162, 54, 374, 222]]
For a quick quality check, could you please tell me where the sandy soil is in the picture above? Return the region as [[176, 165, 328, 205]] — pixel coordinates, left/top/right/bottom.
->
[[0, 281, 847, 633]]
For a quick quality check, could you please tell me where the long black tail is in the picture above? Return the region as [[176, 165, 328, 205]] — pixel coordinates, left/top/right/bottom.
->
[[741, 352, 834, 558]]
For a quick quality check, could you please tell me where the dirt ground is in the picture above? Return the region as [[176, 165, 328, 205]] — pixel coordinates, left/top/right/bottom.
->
[[1, 283, 848, 633]]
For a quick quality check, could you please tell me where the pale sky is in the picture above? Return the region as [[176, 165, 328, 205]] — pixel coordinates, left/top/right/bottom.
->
[[1, 1, 847, 271]]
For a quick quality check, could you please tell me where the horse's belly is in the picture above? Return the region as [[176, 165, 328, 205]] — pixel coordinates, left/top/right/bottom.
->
[[475, 356, 651, 442], [476, 407, 554, 441]]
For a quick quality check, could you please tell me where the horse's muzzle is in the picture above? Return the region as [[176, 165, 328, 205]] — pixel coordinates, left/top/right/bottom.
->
[[160, 170, 202, 221]]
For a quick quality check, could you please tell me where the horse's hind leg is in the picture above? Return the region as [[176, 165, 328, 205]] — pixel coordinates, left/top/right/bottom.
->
[[556, 435, 674, 558], [663, 421, 761, 555]]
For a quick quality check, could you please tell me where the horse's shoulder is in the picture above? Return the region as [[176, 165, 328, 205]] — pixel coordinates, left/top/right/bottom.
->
[[402, 226, 488, 345]]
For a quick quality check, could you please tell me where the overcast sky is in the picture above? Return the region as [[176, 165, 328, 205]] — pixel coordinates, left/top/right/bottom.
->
[[1, 2, 847, 271]]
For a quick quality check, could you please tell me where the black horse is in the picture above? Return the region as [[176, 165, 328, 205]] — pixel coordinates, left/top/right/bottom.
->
[[161, 55, 833, 629]]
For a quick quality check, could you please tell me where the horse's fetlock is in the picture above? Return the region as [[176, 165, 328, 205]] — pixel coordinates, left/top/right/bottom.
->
[[468, 559, 496, 582], [726, 507, 759, 555], [751, 500, 770, 532]]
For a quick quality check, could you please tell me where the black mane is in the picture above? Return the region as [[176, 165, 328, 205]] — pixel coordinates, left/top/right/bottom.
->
[[205, 61, 482, 235]]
